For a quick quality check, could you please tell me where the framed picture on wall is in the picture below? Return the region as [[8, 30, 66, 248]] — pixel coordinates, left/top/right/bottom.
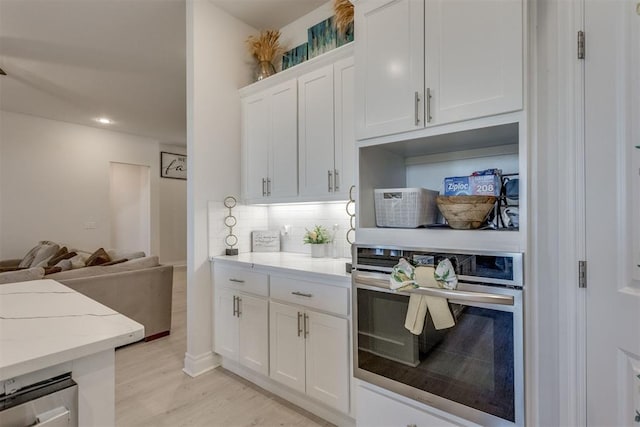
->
[[160, 151, 187, 180]]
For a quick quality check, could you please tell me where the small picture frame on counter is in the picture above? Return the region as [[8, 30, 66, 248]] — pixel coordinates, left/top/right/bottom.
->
[[251, 230, 280, 252]]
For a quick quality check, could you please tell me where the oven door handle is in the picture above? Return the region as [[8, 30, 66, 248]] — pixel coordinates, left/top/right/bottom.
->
[[353, 272, 514, 306]]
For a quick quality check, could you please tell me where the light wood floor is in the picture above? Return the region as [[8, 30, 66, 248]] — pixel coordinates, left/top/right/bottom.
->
[[115, 267, 332, 427]]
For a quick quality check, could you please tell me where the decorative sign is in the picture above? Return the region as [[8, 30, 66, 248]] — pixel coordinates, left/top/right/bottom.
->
[[160, 151, 186, 180], [251, 230, 280, 252]]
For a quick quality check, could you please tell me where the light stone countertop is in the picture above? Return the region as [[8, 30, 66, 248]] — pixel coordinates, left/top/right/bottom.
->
[[211, 252, 352, 285], [0, 279, 144, 381]]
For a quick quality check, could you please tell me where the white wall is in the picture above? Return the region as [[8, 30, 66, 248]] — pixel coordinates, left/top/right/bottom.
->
[[279, 2, 334, 50], [0, 110, 161, 258], [185, 0, 255, 376], [159, 143, 187, 265]]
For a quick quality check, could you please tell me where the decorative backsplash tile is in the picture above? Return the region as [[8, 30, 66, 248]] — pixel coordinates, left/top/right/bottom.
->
[[208, 201, 351, 258]]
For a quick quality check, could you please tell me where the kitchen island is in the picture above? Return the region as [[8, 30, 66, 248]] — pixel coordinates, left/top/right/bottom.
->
[[0, 279, 144, 426]]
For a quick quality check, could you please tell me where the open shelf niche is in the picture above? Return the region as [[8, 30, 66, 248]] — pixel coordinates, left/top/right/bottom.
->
[[356, 122, 525, 252]]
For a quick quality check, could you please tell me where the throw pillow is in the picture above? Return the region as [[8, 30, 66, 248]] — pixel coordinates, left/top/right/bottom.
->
[[48, 250, 76, 267], [106, 250, 146, 261], [17, 242, 49, 268], [69, 254, 88, 269], [43, 266, 62, 275], [85, 248, 111, 266], [47, 247, 69, 266], [55, 259, 73, 271], [30, 242, 61, 268]]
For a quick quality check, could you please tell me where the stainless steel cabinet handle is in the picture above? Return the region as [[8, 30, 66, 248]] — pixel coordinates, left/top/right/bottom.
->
[[291, 291, 313, 298], [229, 278, 245, 283], [426, 87, 432, 123], [237, 296, 242, 316], [334, 169, 340, 191], [232, 295, 238, 317], [407, 424, 417, 427], [262, 178, 266, 196], [304, 313, 309, 338], [297, 312, 303, 337], [267, 178, 271, 196], [414, 91, 421, 126], [328, 170, 333, 192]]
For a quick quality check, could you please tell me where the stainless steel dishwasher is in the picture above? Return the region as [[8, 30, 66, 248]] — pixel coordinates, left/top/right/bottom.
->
[[0, 373, 78, 427]]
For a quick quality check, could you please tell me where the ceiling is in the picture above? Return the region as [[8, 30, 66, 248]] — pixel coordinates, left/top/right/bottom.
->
[[212, 0, 326, 30], [0, 1, 326, 144], [0, 0, 187, 143]]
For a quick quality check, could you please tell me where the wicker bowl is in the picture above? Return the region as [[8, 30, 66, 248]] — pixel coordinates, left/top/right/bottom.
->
[[436, 195, 497, 229]]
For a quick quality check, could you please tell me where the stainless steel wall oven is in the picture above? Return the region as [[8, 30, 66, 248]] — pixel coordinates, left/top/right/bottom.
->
[[353, 245, 524, 426]]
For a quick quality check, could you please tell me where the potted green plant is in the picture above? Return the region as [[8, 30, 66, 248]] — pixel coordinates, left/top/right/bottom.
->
[[303, 225, 331, 258]]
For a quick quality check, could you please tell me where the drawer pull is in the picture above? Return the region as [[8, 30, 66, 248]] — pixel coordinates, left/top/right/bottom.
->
[[229, 278, 245, 283], [291, 291, 313, 298]]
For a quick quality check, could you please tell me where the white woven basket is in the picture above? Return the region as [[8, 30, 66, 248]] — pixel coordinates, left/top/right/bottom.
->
[[374, 188, 439, 228]]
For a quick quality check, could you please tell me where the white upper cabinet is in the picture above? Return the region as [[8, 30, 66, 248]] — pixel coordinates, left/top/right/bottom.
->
[[298, 65, 335, 197], [355, 0, 425, 139], [242, 93, 270, 201], [333, 56, 356, 198], [425, 0, 523, 125], [355, 0, 523, 140], [241, 47, 355, 204], [269, 81, 299, 199], [241, 79, 298, 202], [298, 58, 356, 200]]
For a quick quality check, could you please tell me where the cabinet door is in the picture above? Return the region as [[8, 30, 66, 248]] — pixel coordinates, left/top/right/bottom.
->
[[425, 0, 523, 125], [269, 301, 306, 393], [269, 80, 298, 199], [214, 288, 238, 360], [237, 294, 269, 376], [298, 65, 335, 197], [355, 0, 425, 139], [305, 310, 349, 413], [242, 93, 270, 201], [334, 57, 355, 198]]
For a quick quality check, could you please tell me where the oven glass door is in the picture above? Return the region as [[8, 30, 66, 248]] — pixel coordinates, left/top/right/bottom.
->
[[355, 285, 522, 424]]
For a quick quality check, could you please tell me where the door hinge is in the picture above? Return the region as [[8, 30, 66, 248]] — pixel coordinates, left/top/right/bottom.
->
[[578, 31, 585, 60], [578, 260, 587, 288]]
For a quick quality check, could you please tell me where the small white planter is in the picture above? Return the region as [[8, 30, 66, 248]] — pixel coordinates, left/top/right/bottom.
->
[[310, 244, 328, 258]]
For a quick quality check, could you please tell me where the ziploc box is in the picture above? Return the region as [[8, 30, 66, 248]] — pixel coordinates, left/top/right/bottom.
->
[[444, 176, 471, 195], [444, 174, 501, 196]]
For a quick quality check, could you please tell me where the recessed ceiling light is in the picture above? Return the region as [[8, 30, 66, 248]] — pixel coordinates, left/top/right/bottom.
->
[[96, 117, 113, 125]]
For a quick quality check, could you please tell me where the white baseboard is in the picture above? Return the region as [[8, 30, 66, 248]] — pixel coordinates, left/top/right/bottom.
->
[[183, 351, 219, 377], [221, 358, 355, 427]]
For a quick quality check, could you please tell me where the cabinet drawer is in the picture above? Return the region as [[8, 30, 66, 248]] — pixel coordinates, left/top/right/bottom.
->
[[214, 265, 268, 297], [357, 385, 463, 427], [270, 275, 348, 316]]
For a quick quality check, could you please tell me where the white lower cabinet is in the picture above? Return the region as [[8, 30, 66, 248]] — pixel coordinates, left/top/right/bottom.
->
[[357, 385, 461, 427], [270, 301, 349, 413], [214, 287, 269, 376]]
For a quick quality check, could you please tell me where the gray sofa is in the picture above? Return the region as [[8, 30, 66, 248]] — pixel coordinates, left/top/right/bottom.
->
[[0, 256, 173, 341]]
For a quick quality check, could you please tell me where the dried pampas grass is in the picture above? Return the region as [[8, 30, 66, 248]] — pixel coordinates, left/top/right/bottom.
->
[[246, 29, 282, 62], [334, 0, 354, 34]]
